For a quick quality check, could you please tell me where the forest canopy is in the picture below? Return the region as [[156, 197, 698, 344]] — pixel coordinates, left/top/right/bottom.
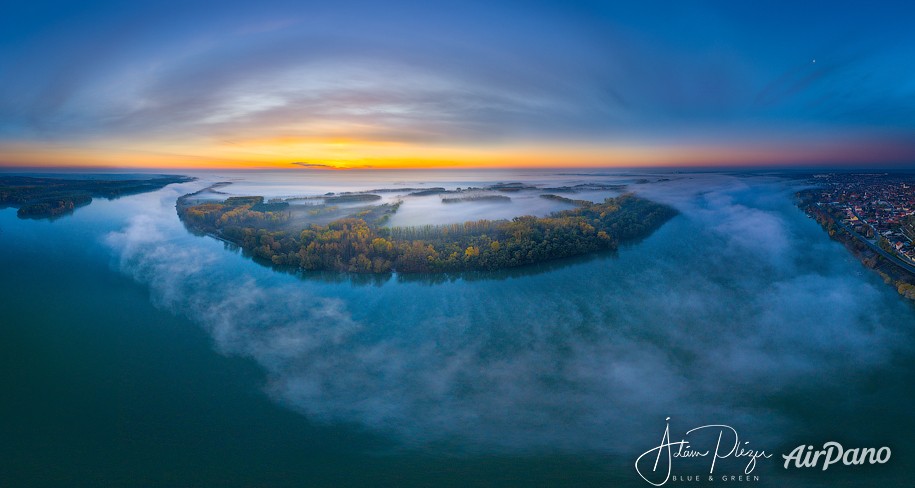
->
[[178, 192, 677, 274], [0, 175, 193, 219]]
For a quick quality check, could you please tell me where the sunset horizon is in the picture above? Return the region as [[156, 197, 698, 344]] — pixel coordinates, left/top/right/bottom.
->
[[3, 2, 915, 487], [4, 141, 915, 171], [4, 1, 915, 172]]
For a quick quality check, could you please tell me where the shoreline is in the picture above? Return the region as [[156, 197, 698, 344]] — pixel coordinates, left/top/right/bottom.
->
[[798, 195, 915, 302], [177, 187, 677, 274]]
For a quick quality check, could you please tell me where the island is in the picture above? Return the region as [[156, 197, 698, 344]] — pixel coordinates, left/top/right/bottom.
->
[[178, 187, 677, 273], [441, 195, 511, 203], [0, 174, 195, 219]]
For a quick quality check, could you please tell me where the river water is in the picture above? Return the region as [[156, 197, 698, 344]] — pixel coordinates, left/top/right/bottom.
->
[[1, 169, 912, 486]]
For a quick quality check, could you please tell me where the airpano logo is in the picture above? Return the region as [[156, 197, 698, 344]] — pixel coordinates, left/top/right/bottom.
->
[[634, 417, 894, 485], [634, 417, 771, 486], [781, 442, 891, 470]]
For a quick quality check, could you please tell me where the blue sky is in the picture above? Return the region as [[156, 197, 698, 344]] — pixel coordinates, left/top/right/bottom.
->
[[2, 0, 914, 168]]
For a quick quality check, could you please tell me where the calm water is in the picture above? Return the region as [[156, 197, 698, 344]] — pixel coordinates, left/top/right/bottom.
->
[[1, 169, 913, 487]]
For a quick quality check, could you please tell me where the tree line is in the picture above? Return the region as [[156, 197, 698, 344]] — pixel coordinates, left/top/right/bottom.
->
[[179, 194, 677, 273]]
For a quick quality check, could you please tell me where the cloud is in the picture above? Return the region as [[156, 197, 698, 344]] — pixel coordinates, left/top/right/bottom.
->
[[5, 0, 915, 158], [290, 161, 337, 169]]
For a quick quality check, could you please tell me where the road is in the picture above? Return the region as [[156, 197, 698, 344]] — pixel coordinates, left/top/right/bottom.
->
[[830, 209, 915, 275]]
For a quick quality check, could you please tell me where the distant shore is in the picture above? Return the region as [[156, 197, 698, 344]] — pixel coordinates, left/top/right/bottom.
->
[[0, 174, 194, 219]]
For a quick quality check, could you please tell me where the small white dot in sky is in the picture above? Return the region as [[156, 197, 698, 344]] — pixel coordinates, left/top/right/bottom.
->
[[812, 59, 816, 63]]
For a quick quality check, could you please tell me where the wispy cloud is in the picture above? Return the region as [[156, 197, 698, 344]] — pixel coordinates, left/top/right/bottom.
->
[[290, 161, 337, 169], [3, 0, 915, 167]]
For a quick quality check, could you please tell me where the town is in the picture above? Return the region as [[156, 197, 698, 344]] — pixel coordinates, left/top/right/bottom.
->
[[804, 172, 915, 263]]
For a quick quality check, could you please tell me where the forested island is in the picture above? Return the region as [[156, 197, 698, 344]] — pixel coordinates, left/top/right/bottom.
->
[[178, 189, 677, 273], [0, 175, 194, 218]]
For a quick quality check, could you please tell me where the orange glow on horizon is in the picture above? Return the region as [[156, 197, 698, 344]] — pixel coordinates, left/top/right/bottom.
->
[[2, 137, 913, 171]]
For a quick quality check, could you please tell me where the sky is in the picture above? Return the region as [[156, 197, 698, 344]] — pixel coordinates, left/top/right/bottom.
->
[[1, 0, 915, 169]]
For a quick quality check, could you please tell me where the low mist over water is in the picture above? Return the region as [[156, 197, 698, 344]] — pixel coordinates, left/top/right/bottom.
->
[[117, 172, 914, 466], [6, 0, 915, 484], [3, 169, 913, 486]]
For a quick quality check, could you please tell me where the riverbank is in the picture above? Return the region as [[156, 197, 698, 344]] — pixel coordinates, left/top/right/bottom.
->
[[798, 194, 915, 301], [0, 174, 194, 219]]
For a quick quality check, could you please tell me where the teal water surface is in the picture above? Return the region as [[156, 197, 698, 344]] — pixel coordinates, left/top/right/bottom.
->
[[1, 171, 914, 487]]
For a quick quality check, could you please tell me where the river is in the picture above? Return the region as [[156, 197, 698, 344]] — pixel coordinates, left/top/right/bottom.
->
[[1, 169, 912, 486]]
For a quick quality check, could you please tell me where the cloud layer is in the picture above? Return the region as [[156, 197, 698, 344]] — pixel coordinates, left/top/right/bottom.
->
[[4, 1, 915, 166]]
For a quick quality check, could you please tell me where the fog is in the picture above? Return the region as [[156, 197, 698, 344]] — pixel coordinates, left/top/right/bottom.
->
[[105, 172, 915, 457], [388, 192, 579, 226], [186, 169, 635, 226]]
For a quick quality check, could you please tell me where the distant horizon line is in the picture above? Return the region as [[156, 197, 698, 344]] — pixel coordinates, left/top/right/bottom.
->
[[2, 162, 915, 173]]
